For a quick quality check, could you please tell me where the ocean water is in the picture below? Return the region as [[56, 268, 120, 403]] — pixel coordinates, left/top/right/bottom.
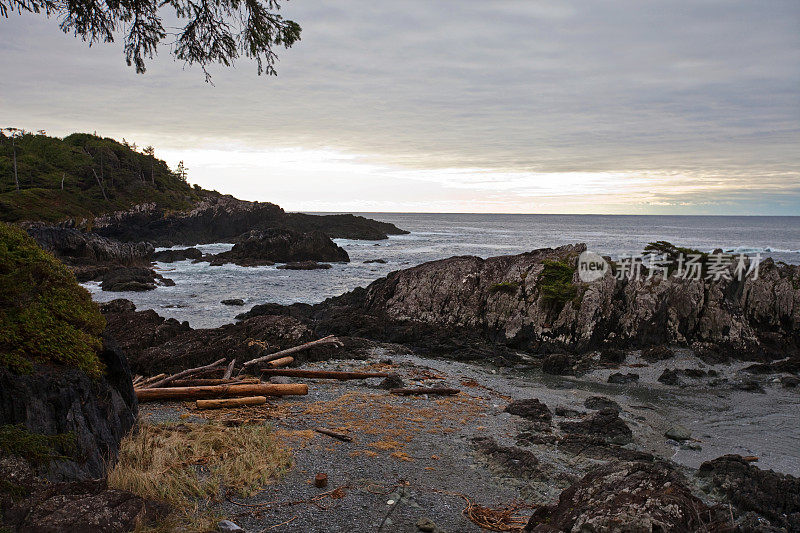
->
[[84, 214, 800, 328]]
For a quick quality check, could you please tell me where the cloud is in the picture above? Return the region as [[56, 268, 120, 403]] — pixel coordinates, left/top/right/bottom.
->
[[0, 0, 798, 213]]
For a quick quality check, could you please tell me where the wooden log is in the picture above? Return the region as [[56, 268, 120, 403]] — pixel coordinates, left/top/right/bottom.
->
[[389, 388, 460, 396], [315, 427, 353, 442], [263, 356, 294, 369], [261, 369, 390, 380], [136, 383, 308, 402], [242, 335, 344, 368], [223, 358, 236, 380], [196, 396, 267, 410], [168, 377, 259, 387], [135, 373, 167, 389], [141, 358, 227, 389]]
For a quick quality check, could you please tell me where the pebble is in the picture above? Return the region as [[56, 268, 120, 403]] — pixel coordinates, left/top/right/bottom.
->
[[416, 517, 437, 532], [664, 425, 692, 441], [217, 520, 243, 532]]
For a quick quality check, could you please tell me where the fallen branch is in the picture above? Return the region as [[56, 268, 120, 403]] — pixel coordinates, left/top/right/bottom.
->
[[260, 369, 390, 380], [263, 356, 294, 369], [315, 427, 353, 442], [196, 396, 267, 410], [242, 335, 343, 368], [223, 358, 236, 380], [135, 373, 167, 389], [136, 383, 308, 402], [169, 377, 259, 387], [140, 358, 227, 389], [390, 388, 460, 396]]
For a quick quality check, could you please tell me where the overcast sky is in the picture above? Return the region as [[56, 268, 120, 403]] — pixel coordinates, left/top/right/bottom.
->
[[1, 0, 798, 214]]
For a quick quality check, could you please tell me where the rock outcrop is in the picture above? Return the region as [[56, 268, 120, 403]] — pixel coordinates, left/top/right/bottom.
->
[[525, 461, 715, 532], [100, 300, 404, 375], [100, 266, 175, 291], [152, 247, 203, 262], [0, 334, 137, 481], [25, 225, 154, 282], [305, 244, 800, 361], [89, 196, 407, 245], [697, 454, 800, 530], [205, 228, 348, 266]]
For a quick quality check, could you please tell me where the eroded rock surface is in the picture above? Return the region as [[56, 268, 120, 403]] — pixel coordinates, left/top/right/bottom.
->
[[0, 334, 137, 481], [205, 228, 348, 266], [525, 461, 714, 532]]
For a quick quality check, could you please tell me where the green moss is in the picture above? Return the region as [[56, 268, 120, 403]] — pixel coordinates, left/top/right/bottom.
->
[[538, 260, 577, 306], [0, 424, 77, 465], [0, 222, 105, 376], [0, 479, 31, 501], [489, 281, 519, 295]]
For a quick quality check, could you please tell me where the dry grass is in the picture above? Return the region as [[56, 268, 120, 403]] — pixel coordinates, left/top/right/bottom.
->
[[109, 421, 292, 507]]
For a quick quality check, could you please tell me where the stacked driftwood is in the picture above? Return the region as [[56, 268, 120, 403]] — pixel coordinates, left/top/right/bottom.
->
[[132, 334, 461, 411]]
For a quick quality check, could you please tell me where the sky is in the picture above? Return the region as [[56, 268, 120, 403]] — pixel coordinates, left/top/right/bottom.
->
[[1, 0, 799, 214]]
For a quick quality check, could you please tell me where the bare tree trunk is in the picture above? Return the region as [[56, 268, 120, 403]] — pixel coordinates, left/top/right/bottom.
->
[[11, 138, 19, 191], [61, 173, 66, 190], [91, 168, 108, 200]]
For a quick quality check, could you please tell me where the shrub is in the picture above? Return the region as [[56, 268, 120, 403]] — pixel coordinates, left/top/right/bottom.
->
[[0, 222, 105, 376], [489, 281, 519, 295], [538, 259, 577, 306]]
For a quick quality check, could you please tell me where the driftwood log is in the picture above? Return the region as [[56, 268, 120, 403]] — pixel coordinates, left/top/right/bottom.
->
[[140, 358, 227, 389], [261, 369, 390, 380], [135, 373, 167, 389], [196, 396, 267, 410], [223, 358, 236, 380], [136, 383, 308, 402], [262, 356, 294, 369], [389, 388, 460, 396], [168, 377, 259, 387], [315, 428, 353, 442], [242, 335, 343, 368]]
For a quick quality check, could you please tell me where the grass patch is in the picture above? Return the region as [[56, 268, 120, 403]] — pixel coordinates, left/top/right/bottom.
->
[[0, 222, 105, 376], [538, 260, 577, 306], [0, 424, 77, 465], [489, 281, 519, 295], [108, 421, 292, 507]]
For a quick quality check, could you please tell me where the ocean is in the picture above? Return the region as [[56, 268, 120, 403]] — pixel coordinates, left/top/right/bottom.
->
[[84, 214, 800, 329]]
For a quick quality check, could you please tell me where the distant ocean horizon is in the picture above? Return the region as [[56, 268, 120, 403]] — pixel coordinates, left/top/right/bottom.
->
[[85, 213, 800, 328]]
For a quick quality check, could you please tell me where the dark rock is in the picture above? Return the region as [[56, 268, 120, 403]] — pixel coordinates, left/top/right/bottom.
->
[[553, 406, 582, 417], [781, 375, 800, 388], [541, 353, 571, 375], [206, 228, 348, 266], [378, 375, 404, 390], [658, 369, 681, 386], [641, 345, 674, 362], [583, 396, 620, 412], [697, 454, 800, 530], [556, 434, 653, 462], [364, 259, 387, 264], [221, 299, 245, 306], [0, 476, 168, 532], [525, 461, 714, 532], [415, 517, 436, 532], [559, 408, 633, 445], [276, 261, 332, 270], [0, 334, 137, 481], [25, 225, 153, 269], [736, 379, 766, 393], [152, 247, 203, 262], [745, 357, 800, 374], [89, 195, 407, 245], [607, 372, 639, 384], [664, 425, 692, 441], [472, 437, 541, 479], [504, 399, 552, 423], [599, 348, 625, 364], [100, 266, 173, 292]]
